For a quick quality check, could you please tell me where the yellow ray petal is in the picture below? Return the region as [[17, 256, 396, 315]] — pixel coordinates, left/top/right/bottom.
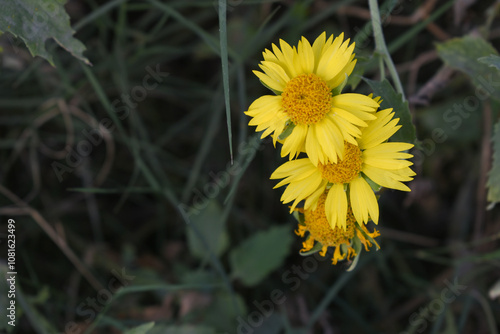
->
[[270, 158, 315, 179], [253, 70, 285, 92], [325, 183, 348, 230], [304, 180, 328, 210], [350, 177, 379, 224], [362, 165, 414, 192], [298, 36, 314, 74], [281, 124, 308, 159]]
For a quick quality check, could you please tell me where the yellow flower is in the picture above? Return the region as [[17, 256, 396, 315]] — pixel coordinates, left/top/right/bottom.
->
[[295, 192, 380, 265], [245, 32, 380, 165], [271, 108, 416, 229]]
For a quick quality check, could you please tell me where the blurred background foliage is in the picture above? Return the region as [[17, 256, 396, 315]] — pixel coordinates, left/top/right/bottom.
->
[[1, 0, 500, 333]]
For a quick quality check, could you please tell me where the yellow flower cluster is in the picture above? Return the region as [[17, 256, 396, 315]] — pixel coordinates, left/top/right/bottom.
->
[[245, 32, 415, 266]]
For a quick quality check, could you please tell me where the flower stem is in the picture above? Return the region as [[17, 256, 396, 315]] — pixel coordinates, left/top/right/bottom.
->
[[368, 0, 405, 99]]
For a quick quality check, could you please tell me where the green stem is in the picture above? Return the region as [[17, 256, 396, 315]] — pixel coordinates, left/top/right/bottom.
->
[[368, 0, 405, 98]]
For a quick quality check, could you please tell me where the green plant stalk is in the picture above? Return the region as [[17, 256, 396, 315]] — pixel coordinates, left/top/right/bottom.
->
[[368, 0, 405, 99], [219, 0, 233, 163]]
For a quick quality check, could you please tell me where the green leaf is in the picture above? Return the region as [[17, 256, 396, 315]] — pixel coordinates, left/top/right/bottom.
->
[[123, 322, 155, 334], [0, 0, 90, 66], [230, 225, 293, 286], [363, 78, 416, 144], [437, 35, 498, 77], [437, 35, 500, 99], [487, 120, 500, 204], [479, 55, 500, 71], [203, 291, 247, 332], [186, 200, 229, 259]]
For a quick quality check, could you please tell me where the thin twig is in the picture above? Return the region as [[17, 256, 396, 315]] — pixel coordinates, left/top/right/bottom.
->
[[0, 184, 103, 291]]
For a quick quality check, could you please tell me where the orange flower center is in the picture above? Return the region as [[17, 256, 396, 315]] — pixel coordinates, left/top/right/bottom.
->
[[318, 142, 363, 184], [304, 193, 356, 246], [281, 73, 331, 125]]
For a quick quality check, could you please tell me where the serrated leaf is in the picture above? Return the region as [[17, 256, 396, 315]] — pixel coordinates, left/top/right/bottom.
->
[[437, 36, 500, 99], [479, 55, 500, 71], [0, 0, 90, 66], [364, 78, 416, 144], [123, 322, 155, 334], [230, 225, 293, 286], [186, 200, 229, 259], [487, 120, 500, 204], [437, 36, 498, 77]]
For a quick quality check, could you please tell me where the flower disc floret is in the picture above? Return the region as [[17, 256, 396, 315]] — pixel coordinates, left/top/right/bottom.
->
[[281, 73, 332, 125], [318, 142, 362, 184], [296, 193, 380, 265], [302, 192, 355, 246]]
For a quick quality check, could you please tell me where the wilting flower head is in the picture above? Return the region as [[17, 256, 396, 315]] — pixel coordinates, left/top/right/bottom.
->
[[295, 192, 380, 265], [245, 32, 379, 165], [271, 108, 416, 230]]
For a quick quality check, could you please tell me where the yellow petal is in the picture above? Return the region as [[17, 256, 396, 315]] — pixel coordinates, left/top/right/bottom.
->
[[298, 36, 314, 74], [331, 107, 368, 128], [312, 32, 327, 70], [350, 177, 379, 224], [304, 180, 328, 210], [253, 70, 285, 92], [279, 39, 298, 78], [362, 165, 414, 192], [281, 124, 308, 159], [316, 118, 344, 163], [270, 158, 314, 180], [325, 183, 347, 230]]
